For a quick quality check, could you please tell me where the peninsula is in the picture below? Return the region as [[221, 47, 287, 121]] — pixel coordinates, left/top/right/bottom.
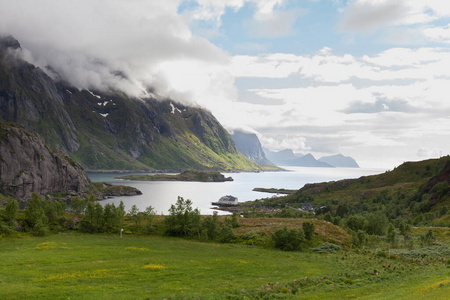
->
[[117, 170, 233, 182]]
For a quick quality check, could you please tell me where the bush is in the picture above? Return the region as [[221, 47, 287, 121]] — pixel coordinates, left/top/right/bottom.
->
[[310, 242, 341, 253], [241, 231, 267, 246], [272, 226, 304, 251], [218, 225, 236, 243], [346, 215, 367, 232], [366, 212, 389, 236], [31, 219, 48, 236], [419, 229, 436, 246]]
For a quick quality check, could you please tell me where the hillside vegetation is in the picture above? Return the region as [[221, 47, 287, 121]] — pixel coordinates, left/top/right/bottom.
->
[[249, 156, 450, 229]]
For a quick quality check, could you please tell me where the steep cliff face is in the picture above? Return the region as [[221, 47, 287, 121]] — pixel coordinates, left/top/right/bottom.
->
[[230, 130, 275, 166], [0, 36, 263, 171], [0, 122, 92, 200]]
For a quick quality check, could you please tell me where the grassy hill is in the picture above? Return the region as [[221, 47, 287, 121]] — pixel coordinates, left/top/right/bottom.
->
[[252, 156, 450, 227]]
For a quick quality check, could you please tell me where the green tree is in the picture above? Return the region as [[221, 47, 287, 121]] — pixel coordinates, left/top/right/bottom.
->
[[165, 197, 201, 237], [70, 197, 87, 215], [202, 211, 219, 240], [356, 230, 367, 246], [302, 221, 315, 241], [398, 219, 411, 236], [231, 213, 240, 228], [79, 201, 104, 233], [386, 224, 396, 245], [24, 193, 47, 229], [365, 212, 389, 236], [346, 215, 367, 232], [128, 205, 143, 229], [419, 229, 436, 246], [143, 206, 156, 234], [272, 226, 304, 251], [218, 225, 236, 243], [3, 197, 18, 222]]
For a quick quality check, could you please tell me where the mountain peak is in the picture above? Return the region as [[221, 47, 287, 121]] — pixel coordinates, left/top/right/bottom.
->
[[0, 35, 21, 52], [318, 154, 359, 168]]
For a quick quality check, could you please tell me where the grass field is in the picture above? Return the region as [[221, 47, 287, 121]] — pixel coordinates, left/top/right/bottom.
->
[[0, 232, 448, 299]]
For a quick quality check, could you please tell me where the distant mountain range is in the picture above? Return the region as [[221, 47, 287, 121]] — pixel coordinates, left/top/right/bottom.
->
[[318, 154, 359, 168], [264, 149, 359, 168], [0, 36, 274, 172], [229, 129, 359, 168]]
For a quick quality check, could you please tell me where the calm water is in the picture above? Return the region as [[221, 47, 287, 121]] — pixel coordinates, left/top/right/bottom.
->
[[88, 167, 384, 215]]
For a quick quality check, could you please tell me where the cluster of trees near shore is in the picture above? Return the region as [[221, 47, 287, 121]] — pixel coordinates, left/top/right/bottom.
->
[[0, 194, 322, 252]]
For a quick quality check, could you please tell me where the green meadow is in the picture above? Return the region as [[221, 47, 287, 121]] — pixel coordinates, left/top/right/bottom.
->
[[0, 232, 448, 299]]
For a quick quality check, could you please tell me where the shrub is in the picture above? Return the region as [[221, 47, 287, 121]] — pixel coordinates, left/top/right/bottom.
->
[[241, 231, 267, 246], [218, 225, 236, 243], [31, 219, 48, 236], [302, 221, 315, 241], [272, 226, 304, 251], [366, 212, 389, 236], [24, 193, 47, 229], [346, 215, 367, 232], [419, 229, 436, 246], [310, 242, 341, 253], [3, 197, 18, 222]]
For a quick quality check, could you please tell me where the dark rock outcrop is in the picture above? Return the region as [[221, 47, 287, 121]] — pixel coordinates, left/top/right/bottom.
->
[[0, 122, 92, 200]]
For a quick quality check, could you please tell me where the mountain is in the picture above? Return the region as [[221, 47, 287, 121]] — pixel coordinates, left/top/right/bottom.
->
[[0, 121, 92, 200], [318, 154, 359, 168], [229, 130, 275, 166], [0, 36, 267, 172], [263, 149, 333, 168]]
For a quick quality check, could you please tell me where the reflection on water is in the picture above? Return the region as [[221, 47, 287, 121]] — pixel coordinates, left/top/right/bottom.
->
[[88, 167, 384, 215]]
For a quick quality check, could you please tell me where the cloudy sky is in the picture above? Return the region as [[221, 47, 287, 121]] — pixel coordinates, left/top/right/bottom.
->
[[1, 0, 450, 169]]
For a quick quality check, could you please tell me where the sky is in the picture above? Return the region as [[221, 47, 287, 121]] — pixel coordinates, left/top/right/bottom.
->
[[1, 0, 450, 169]]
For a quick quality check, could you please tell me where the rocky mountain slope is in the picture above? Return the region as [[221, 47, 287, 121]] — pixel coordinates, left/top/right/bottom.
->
[[0, 36, 265, 171], [0, 121, 92, 200], [229, 130, 275, 166]]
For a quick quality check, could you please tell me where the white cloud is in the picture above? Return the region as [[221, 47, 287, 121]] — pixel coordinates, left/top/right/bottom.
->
[[224, 45, 450, 167], [340, 0, 450, 45], [229, 54, 303, 78], [340, 0, 409, 31], [0, 0, 234, 104], [423, 24, 450, 43]]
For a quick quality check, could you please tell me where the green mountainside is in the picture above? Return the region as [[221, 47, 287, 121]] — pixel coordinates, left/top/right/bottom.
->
[[0, 36, 271, 171]]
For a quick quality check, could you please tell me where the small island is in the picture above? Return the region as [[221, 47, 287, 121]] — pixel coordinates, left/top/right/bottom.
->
[[252, 187, 296, 195], [117, 170, 233, 182]]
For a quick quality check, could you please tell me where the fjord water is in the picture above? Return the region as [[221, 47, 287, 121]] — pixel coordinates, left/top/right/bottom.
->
[[89, 167, 384, 215]]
